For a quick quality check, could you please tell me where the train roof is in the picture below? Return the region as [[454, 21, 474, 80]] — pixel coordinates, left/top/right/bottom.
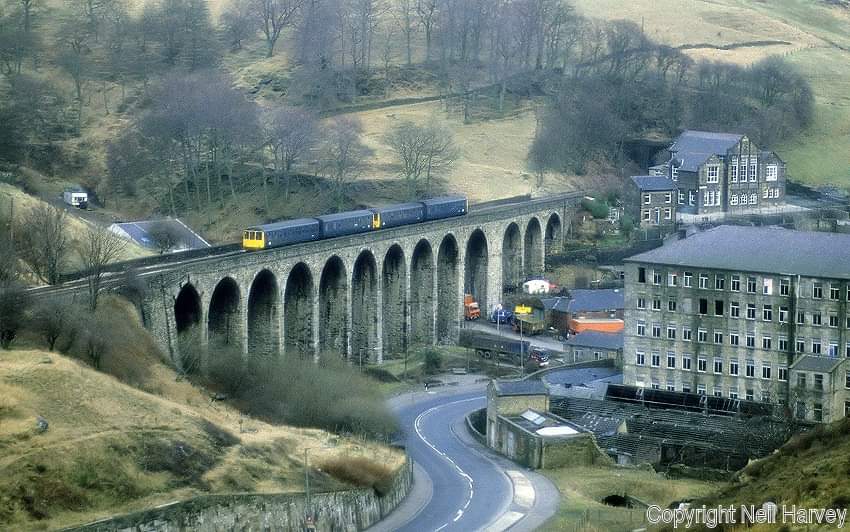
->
[[372, 202, 425, 213], [421, 195, 466, 204], [249, 218, 319, 232], [315, 209, 374, 222]]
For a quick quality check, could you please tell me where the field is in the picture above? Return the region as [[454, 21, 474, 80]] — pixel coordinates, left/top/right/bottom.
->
[[540, 465, 719, 532], [0, 298, 403, 529], [573, 0, 850, 187]]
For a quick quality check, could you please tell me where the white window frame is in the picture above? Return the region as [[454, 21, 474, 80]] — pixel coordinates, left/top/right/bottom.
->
[[749, 193, 757, 205], [765, 164, 778, 181], [730, 194, 738, 206], [643, 193, 651, 205], [706, 165, 719, 183]]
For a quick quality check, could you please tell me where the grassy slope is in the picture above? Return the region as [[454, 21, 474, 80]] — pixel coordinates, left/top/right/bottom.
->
[[573, 0, 850, 188], [541, 465, 718, 532], [686, 418, 850, 531], [0, 299, 403, 530]]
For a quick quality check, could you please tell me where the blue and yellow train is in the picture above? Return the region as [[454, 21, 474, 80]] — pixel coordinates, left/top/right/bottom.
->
[[242, 196, 468, 251]]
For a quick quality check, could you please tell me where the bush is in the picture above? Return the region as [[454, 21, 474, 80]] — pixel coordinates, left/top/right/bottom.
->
[[320, 456, 395, 495], [581, 197, 610, 219], [423, 349, 443, 375], [69, 450, 141, 501]]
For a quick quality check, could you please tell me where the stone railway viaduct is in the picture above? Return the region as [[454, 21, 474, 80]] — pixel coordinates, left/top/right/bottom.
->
[[141, 194, 582, 370]]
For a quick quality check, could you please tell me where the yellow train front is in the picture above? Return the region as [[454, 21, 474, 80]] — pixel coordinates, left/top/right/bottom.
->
[[242, 196, 467, 251]]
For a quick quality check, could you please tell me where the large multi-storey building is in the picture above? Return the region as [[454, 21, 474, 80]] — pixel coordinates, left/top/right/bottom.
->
[[622, 225, 850, 423], [650, 130, 786, 215]]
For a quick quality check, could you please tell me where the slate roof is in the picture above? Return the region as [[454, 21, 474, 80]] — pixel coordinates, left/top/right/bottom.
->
[[110, 218, 211, 252], [626, 225, 850, 280], [630, 175, 677, 192], [565, 331, 624, 351], [552, 289, 624, 313], [492, 379, 549, 397], [790, 355, 845, 373], [669, 130, 743, 172]]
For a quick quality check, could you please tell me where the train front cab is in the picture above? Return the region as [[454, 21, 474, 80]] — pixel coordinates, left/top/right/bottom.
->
[[243, 229, 265, 250], [371, 211, 382, 229]]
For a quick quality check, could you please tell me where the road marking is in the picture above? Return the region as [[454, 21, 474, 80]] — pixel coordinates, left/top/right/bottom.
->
[[414, 397, 482, 532], [483, 511, 525, 532], [505, 470, 536, 509]]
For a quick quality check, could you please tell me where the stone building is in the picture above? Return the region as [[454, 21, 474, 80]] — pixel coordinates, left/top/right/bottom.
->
[[627, 175, 678, 227], [543, 289, 624, 335], [657, 130, 786, 215], [622, 225, 850, 423], [789, 356, 850, 423], [563, 331, 623, 366]]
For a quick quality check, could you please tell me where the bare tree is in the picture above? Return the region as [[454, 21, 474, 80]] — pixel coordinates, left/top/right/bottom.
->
[[79, 225, 126, 311], [30, 300, 71, 351], [254, 0, 303, 57], [0, 282, 31, 349], [266, 106, 318, 201], [0, 224, 16, 286], [222, 0, 255, 50], [386, 120, 430, 199], [416, 0, 437, 61], [421, 120, 458, 195], [147, 220, 182, 253], [17, 204, 70, 285], [320, 116, 370, 211], [394, 0, 414, 66]]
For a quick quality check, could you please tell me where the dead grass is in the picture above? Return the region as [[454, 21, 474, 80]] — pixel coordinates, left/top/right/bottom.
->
[[319, 455, 396, 495]]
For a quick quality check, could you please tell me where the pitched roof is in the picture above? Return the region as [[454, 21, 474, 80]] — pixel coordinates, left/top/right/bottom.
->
[[630, 175, 677, 192], [566, 289, 624, 313], [669, 130, 743, 172], [790, 355, 845, 373], [626, 225, 850, 280], [565, 331, 624, 350], [492, 379, 548, 396], [109, 218, 211, 252]]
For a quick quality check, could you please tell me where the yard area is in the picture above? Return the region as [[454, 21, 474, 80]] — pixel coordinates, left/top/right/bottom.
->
[[540, 465, 720, 532]]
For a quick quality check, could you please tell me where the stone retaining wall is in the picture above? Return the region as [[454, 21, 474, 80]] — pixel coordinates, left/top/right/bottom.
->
[[65, 459, 413, 532]]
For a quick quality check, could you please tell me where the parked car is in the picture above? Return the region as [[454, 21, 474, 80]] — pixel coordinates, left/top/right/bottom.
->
[[489, 308, 514, 324]]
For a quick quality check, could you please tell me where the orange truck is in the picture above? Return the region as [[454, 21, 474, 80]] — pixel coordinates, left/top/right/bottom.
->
[[464, 294, 481, 320]]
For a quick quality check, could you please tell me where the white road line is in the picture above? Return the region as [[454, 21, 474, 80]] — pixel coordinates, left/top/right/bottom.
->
[[414, 397, 482, 532]]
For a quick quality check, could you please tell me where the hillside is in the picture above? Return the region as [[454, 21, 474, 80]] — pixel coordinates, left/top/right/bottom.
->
[[0, 309, 403, 529], [571, 0, 850, 187], [681, 418, 850, 531]]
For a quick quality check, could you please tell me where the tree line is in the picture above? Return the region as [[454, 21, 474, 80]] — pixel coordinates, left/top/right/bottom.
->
[[529, 19, 814, 174]]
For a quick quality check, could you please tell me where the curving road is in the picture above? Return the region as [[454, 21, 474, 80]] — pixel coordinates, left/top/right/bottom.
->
[[373, 385, 559, 532]]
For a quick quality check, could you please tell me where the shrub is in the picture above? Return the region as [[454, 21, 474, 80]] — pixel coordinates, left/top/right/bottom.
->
[[423, 348, 442, 375], [320, 456, 395, 495], [581, 197, 610, 219]]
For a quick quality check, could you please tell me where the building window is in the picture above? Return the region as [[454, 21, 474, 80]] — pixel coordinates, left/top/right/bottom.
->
[[667, 382, 676, 392], [846, 401, 850, 418], [762, 336, 772, 350], [682, 327, 692, 341], [797, 311, 806, 325], [763, 305, 773, 321], [746, 334, 756, 348], [706, 165, 719, 183], [798, 373, 807, 388], [812, 312, 822, 326], [678, 191, 685, 204], [746, 360, 755, 378], [780, 278, 790, 296], [698, 356, 707, 373], [846, 342, 850, 357], [765, 164, 778, 181], [730, 390, 739, 399], [747, 277, 757, 293], [636, 321, 646, 336], [730, 302, 740, 318], [638, 267, 646, 283], [668, 273, 678, 286], [797, 339, 805, 353], [715, 300, 724, 316], [812, 340, 822, 354], [814, 373, 824, 390], [664, 208, 672, 220], [643, 193, 651, 205], [715, 275, 725, 290], [779, 337, 788, 351], [813, 403, 823, 422], [697, 384, 706, 395], [830, 284, 841, 300], [652, 324, 661, 338], [730, 333, 740, 346], [778, 366, 788, 382], [731, 275, 740, 292], [749, 161, 757, 181], [699, 298, 708, 315], [830, 314, 839, 328], [683, 272, 692, 287], [846, 370, 850, 389], [667, 352, 676, 368], [779, 306, 788, 323], [652, 299, 662, 311], [795, 401, 806, 419], [730, 359, 739, 375], [762, 364, 772, 380], [730, 194, 738, 206], [699, 274, 709, 289], [730, 159, 738, 181], [714, 358, 723, 374], [829, 343, 839, 357], [642, 210, 651, 222], [668, 299, 677, 312], [813, 282, 823, 299], [651, 352, 660, 367], [763, 278, 773, 295], [653, 271, 662, 285], [637, 297, 646, 309], [714, 331, 723, 344], [667, 326, 677, 340], [688, 190, 695, 205], [672, 165, 679, 179], [746, 304, 756, 320], [635, 351, 645, 366], [683, 355, 692, 371], [749, 193, 757, 204], [763, 188, 770, 199], [713, 386, 723, 398], [698, 329, 707, 343]]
